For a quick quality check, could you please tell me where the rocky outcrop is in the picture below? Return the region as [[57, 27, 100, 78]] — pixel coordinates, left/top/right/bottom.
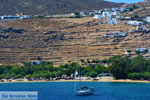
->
[[1, 28, 25, 34]]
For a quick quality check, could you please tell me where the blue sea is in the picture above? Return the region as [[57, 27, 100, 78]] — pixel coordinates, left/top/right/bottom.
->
[[0, 82, 150, 100], [105, 0, 145, 4]]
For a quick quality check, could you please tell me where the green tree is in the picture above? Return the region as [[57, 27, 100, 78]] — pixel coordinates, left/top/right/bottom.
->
[[128, 73, 141, 80], [94, 65, 107, 74], [51, 72, 56, 78], [74, 12, 81, 18], [14, 74, 24, 79], [10, 67, 24, 75], [0, 66, 5, 74], [80, 59, 85, 63], [37, 56, 42, 60], [26, 75, 32, 80], [135, 51, 140, 55], [127, 50, 132, 54], [133, 5, 139, 9], [55, 70, 62, 77], [108, 55, 131, 79], [89, 71, 98, 78], [131, 55, 148, 73], [0, 74, 4, 79], [45, 72, 51, 79]]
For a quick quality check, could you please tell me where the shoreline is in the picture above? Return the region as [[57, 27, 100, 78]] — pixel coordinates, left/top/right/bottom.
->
[[1, 79, 150, 83]]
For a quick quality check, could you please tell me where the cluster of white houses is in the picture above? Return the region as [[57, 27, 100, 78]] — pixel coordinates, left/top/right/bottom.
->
[[84, 7, 150, 30], [92, 8, 126, 25]]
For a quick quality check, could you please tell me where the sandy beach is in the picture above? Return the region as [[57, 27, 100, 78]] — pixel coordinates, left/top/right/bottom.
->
[[1, 79, 150, 83]]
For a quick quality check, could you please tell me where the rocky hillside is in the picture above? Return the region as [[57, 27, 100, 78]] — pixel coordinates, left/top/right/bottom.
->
[[0, 0, 123, 15], [0, 17, 150, 66]]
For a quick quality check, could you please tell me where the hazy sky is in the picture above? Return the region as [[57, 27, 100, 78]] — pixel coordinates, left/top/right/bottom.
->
[[106, 0, 145, 4]]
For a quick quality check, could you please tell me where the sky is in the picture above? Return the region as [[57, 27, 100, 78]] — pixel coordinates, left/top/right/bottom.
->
[[105, 0, 145, 4]]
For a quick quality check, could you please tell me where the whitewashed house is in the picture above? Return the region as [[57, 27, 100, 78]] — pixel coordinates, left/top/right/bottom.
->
[[112, 11, 119, 16], [93, 15, 102, 20], [104, 8, 111, 11], [112, 18, 119, 25], [146, 16, 150, 23], [126, 21, 143, 26], [98, 10, 102, 14], [120, 7, 126, 12], [116, 16, 124, 19], [102, 11, 108, 17], [124, 17, 131, 20], [80, 12, 86, 17], [89, 11, 95, 15], [107, 16, 118, 25], [22, 15, 32, 19], [107, 16, 112, 24], [102, 11, 113, 17], [136, 25, 146, 31], [112, 8, 117, 12]]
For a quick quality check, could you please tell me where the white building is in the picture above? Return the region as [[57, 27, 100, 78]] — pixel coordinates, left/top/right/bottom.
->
[[126, 21, 143, 26], [80, 12, 86, 17], [22, 15, 31, 19], [116, 16, 124, 19], [112, 8, 118, 12], [146, 16, 150, 23], [112, 18, 119, 25], [120, 7, 126, 12], [102, 11, 112, 17], [104, 8, 111, 11], [107, 16, 118, 25], [107, 16, 112, 24], [136, 25, 146, 31], [98, 10, 102, 14], [124, 17, 131, 20], [93, 15, 102, 20]]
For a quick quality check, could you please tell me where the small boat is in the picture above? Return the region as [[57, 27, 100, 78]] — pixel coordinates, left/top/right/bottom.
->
[[74, 53, 94, 96], [75, 86, 94, 96]]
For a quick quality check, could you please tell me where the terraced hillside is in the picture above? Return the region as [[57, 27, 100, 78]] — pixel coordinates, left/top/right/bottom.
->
[[0, 17, 150, 66]]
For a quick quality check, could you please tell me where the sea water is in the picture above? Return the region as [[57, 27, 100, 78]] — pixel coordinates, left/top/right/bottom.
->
[[0, 82, 150, 100]]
